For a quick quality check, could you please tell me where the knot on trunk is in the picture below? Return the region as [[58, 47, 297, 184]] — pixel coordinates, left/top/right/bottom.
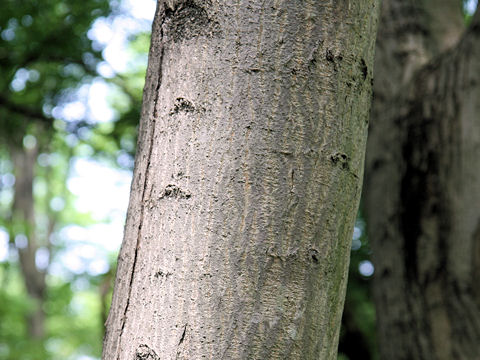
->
[[160, 184, 191, 200], [135, 344, 160, 360]]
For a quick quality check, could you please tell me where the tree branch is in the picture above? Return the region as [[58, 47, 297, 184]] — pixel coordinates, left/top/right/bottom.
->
[[0, 94, 52, 125]]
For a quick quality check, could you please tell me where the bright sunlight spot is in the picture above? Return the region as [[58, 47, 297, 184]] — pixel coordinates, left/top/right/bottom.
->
[[359, 260, 375, 277], [465, 0, 478, 14]]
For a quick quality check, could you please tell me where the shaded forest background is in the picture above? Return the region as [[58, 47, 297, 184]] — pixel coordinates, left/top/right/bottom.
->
[[0, 0, 476, 359]]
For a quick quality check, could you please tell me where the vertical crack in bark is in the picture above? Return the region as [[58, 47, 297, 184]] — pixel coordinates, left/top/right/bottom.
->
[[178, 324, 187, 345], [175, 324, 188, 359]]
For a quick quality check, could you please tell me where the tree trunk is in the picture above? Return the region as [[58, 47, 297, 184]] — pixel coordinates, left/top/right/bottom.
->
[[103, 1, 379, 359], [365, 1, 480, 358], [10, 144, 47, 339]]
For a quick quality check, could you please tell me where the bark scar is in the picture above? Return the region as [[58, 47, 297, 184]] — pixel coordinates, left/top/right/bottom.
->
[[309, 248, 320, 264], [330, 152, 350, 170], [159, 184, 191, 200], [135, 344, 160, 360], [154, 269, 173, 279], [169, 97, 199, 115]]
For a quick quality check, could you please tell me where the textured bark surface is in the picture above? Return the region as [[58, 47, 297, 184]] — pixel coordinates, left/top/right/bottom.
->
[[365, 1, 480, 359], [103, 1, 379, 359]]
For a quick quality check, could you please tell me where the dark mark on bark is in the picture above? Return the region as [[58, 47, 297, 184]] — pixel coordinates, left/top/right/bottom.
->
[[400, 110, 424, 281], [290, 168, 295, 192], [154, 270, 173, 279], [324, 49, 343, 72], [171, 170, 188, 180], [135, 344, 160, 360], [179, 324, 187, 345], [170, 97, 197, 115], [240, 65, 276, 74], [360, 58, 368, 80], [245, 67, 261, 73], [160, 184, 191, 200], [330, 152, 350, 170], [309, 248, 320, 264], [349, 171, 359, 180], [326, 49, 335, 62], [398, 100, 452, 284], [164, 0, 219, 42]]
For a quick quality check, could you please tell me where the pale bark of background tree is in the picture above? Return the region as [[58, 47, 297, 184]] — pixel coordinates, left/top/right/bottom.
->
[[103, 0, 379, 358], [6, 128, 62, 341], [10, 144, 47, 339], [365, 1, 480, 358]]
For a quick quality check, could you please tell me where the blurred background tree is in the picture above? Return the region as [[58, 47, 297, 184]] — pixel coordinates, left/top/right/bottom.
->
[[0, 0, 152, 358], [338, 2, 478, 359]]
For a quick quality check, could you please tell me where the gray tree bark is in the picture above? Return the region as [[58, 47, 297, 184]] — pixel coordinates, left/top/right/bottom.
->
[[365, 1, 480, 359], [103, 1, 379, 359]]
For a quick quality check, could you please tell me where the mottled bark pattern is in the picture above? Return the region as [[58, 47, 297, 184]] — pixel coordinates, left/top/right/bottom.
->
[[365, 1, 480, 359], [103, 1, 379, 359]]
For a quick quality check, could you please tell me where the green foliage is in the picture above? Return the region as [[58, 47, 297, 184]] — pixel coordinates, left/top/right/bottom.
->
[[0, 0, 142, 359], [0, 264, 107, 359], [338, 215, 378, 360], [45, 277, 104, 359], [463, 0, 478, 24], [103, 31, 151, 162], [0, 265, 48, 360], [0, 0, 111, 142]]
